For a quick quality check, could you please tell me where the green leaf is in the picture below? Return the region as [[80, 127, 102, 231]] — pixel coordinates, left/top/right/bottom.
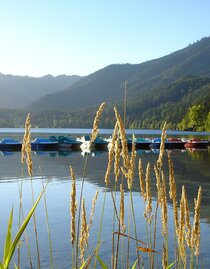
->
[[131, 259, 138, 269], [13, 263, 18, 269], [4, 184, 48, 268], [3, 208, 13, 264], [96, 255, 108, 269], [166, 261, 176, 269]]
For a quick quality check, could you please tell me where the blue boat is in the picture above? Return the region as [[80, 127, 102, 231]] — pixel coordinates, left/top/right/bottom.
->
[[31, 137, 58, 151], [54, 136, 81, 150], [0, 138, 22, 151]]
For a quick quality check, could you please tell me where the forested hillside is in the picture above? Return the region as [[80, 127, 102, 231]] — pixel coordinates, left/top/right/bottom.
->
[[0, 37, 210, 131]]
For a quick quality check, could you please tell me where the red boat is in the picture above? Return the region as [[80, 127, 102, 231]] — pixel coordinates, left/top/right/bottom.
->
[[184, 139, 209, 149]]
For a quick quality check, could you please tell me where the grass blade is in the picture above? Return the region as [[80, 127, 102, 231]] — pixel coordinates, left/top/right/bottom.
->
[[3, 208, 13, 264], [96, 255, 108, 269], [131, 259, 138, 269], [166, 261, 176, 269], [4, 184, 47, 268]]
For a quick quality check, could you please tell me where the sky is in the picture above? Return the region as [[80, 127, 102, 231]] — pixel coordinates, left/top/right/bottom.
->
[[0, 0, 210, 77]]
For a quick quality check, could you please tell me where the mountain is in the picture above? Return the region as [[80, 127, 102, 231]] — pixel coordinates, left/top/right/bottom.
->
[[27, 36, 210, 112], [0, 73, 81, 109]]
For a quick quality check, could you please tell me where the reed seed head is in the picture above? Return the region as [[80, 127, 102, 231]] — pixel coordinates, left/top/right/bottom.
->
[[21, 113, 33, 177], [105, 123, 118, 186], [157, 122, 167, 169], [191, 186, 202, 256], [114, 107, 129, 170], [90, 102, 106, 143], [139, 159, 146, 201]]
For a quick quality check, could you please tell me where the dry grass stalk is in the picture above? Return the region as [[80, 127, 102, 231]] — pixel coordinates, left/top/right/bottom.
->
[[168, 152, 179, 234], [162, 244, 167, 269], [21, 113, 33, 177], [183, 187, 191, 249], [70, 166, 77, 245], [178, 186, 187, 267], [90, 102, 106, 143], [160, 170, 168, 238], [79, 199, 88, 264], [144, 162, 153, 224], [120, 184, 126, 233], [157, 122, 167, 169], [191, 186, 202, 256], [154, 164, 162, 204], [114, 107, 129, 170], [105, 123, 118, 186], [114, 138, 121, 182], [127, 135, 136, 190], [88, 190, 99, 235], [139, 159, 146, 201]]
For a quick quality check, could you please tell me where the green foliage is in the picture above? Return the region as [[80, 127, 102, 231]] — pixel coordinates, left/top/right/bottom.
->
[[0, 186, 46, 269], [178, 104, 209, 131]]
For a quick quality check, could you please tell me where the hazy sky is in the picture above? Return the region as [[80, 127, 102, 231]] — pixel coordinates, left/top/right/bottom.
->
[[0, 0, 209, 77]]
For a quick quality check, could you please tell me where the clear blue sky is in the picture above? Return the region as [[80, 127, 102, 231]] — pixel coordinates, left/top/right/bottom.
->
[[0, 0, 209, 77]]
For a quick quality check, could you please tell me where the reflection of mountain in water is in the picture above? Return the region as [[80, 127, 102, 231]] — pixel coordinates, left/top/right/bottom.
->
[[0, 149, 209, 222]]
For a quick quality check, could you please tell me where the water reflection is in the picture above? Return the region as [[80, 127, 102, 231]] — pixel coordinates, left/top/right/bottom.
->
[[0, 148, 209, 268]]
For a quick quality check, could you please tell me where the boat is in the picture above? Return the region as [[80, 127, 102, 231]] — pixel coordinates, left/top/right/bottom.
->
[[149, 137, 186, 150], [0, 138, 22, 151], [165, 138, 185, 149], [135, 138, 152, 150], [54, 136, 81, 151], [149, 138, 161, 149], [78, 135, 108, 152], [31, 137, 59, 151], [184, 139, 209, 149]]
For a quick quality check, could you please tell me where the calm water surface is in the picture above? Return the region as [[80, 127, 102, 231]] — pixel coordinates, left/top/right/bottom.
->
[[0, 129, 209, 268]]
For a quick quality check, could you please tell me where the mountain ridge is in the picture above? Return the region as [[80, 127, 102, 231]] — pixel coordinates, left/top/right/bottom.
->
[[27, 36, 210, 112]]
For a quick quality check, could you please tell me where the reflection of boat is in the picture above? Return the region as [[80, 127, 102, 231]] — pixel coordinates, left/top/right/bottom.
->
[[165, 138, 185, 149], [149, 138, 161, 149], [0, 151, 16, 156], [31, 138, 58, 151], [135, 138, 152, 150], [0, 138, 22, 151], [33, 151, 57, 157], [184, 139, 209, 149]]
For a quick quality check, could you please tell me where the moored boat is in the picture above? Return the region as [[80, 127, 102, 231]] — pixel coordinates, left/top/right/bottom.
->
[[54, 136, 81, 151], [165, 138, 185, 149], [78, 135, 108, 152], [184, 139, 209, 149], [135, 138, 152, 150], [31, 137, 59, 151], [149, 138, 161, 149], [0, 138, 22, 151]]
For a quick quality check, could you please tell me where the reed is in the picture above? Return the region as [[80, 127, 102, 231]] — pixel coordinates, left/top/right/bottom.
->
[[21, 113, 41, 269]]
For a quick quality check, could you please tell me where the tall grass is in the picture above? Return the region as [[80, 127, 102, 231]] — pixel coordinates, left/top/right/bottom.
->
[[0, 105, 203, 269]]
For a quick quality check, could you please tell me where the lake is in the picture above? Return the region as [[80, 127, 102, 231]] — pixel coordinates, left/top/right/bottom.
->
[[0, 129, 209, 268]]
